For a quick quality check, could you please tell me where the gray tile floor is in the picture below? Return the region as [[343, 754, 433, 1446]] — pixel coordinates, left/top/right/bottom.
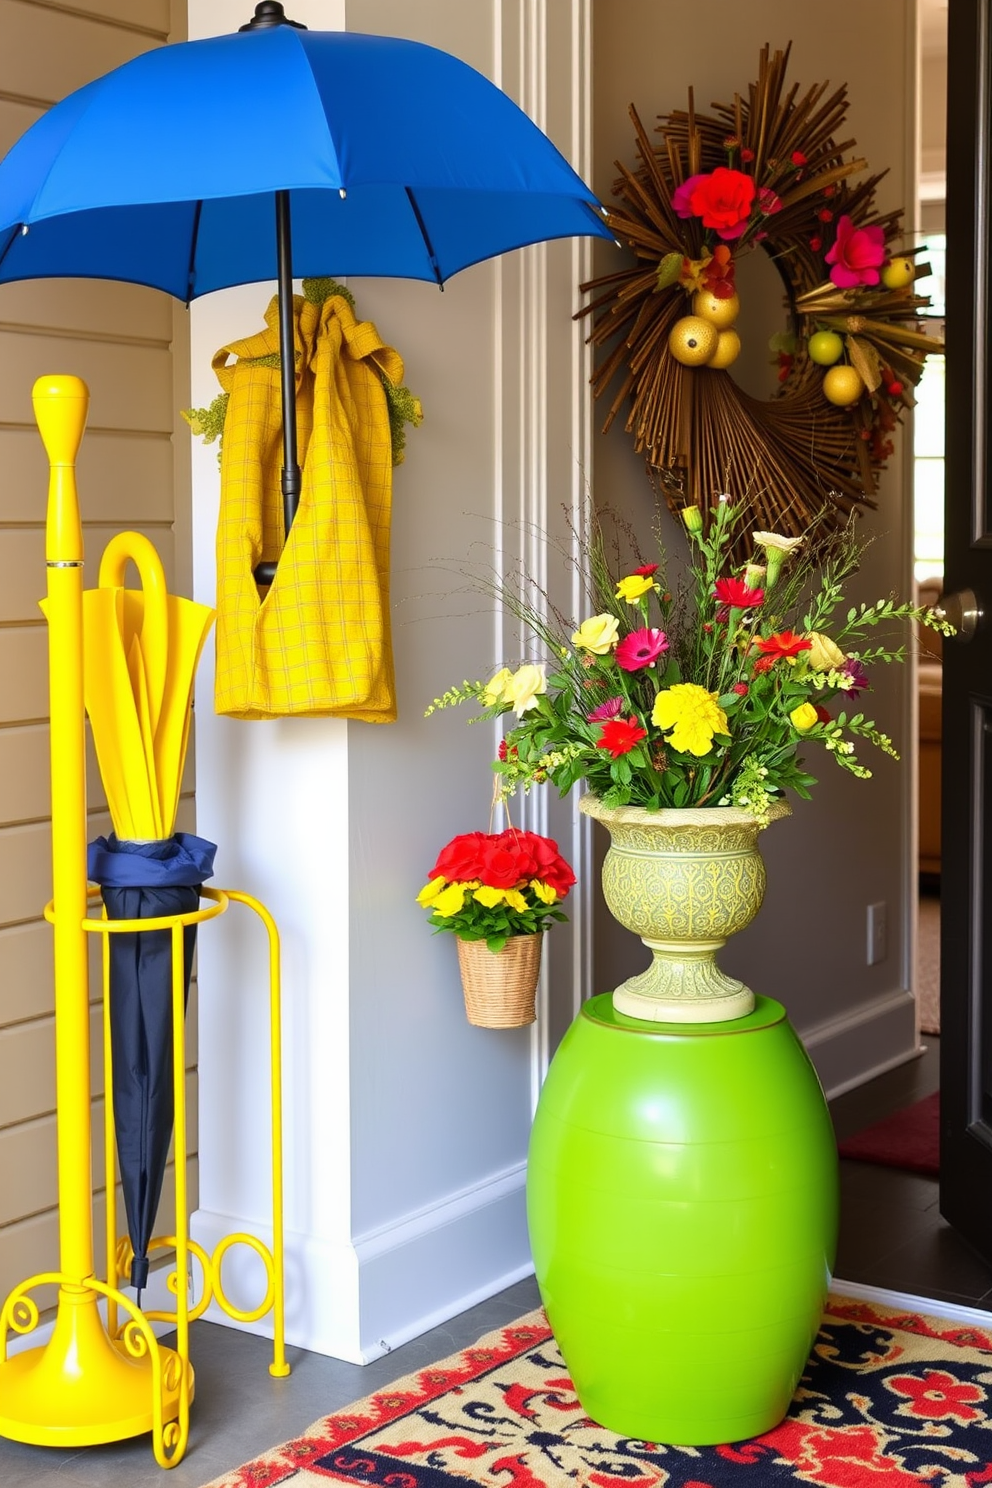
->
[[2, 1026, 986, 1486]]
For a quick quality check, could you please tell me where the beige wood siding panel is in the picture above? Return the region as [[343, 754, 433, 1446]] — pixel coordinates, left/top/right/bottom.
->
[[0, 1003, 103, 1127], [0, 1156, 199, 1305], [0, 98, 42, 156], [0, 723, 190, 826], [0, 279, 172, 343], [0, 526, 176, 624], [0, 725, 108, 824], [0, 331, 173, 431], [0, 627, 47, 723], [0, 921, 55, 1023], [0, 809, 111, 927], [0, 427, 175, 526], [34, 0, 172, 36], [0, 1070, 198, 1229], [0, 0, 159, 106]]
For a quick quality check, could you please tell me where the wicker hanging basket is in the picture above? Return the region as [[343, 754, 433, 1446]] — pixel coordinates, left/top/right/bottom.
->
[[456, 932, 542, 1028]]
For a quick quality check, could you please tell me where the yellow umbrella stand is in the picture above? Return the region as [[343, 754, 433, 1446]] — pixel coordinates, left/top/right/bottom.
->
[[0, 377, 290, 1469]]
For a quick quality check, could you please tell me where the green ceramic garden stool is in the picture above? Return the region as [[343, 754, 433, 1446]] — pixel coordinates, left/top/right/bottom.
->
[[527, 994, 838, 1445]]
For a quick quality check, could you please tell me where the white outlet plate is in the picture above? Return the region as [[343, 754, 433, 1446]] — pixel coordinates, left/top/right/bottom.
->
[[867, 901, 887, 965]]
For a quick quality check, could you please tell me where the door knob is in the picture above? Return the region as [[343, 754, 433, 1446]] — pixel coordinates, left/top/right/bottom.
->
[[934, 588, 982, 642]]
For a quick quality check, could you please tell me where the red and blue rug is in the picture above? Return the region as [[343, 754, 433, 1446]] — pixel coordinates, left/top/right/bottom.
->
[[203, 1294, 992, 1487]]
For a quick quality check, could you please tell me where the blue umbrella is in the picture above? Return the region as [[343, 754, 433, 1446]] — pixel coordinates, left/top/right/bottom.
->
[[0, 0, 612, 564], [0, 2, 611, 1308]]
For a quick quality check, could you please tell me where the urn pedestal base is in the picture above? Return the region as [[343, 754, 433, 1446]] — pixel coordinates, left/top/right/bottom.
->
[[527, 994, 838, 1445]]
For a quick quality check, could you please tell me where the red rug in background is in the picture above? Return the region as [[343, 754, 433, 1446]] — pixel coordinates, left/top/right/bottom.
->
[[837, 1089, 939, 1176]]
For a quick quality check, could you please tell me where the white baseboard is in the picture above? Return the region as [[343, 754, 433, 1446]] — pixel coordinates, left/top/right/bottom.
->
[[192, 1160, 532, 1364], [832, 1277, 992, 1327], [799, 988, 920, 1100]]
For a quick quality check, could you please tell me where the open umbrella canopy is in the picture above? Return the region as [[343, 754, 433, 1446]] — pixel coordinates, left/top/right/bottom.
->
[[0, 25, 612, 295]]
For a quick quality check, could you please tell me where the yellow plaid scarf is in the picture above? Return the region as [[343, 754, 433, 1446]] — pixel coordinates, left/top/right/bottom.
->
[[213, 290, 402, 721]]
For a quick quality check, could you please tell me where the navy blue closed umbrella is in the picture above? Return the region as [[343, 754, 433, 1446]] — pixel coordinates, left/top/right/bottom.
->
[[88, 832, 216, 1296]]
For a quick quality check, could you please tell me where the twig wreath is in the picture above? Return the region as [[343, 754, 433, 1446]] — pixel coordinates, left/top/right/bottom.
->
[[579, 43, 944, 539]]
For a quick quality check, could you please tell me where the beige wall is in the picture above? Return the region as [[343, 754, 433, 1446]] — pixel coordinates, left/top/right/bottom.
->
[[0, 0, 196, 1303], [590, 0, 920, 1091]]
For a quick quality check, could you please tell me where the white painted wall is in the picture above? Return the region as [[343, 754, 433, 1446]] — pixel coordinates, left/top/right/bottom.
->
[[187, 0, 593, 1362]]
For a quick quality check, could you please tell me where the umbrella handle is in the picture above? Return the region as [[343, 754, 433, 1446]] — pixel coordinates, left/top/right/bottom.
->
[[98, 531, 169, 738]]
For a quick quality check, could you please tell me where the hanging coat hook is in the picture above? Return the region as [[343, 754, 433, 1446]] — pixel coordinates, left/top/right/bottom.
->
[[240, 2, 307, 30]]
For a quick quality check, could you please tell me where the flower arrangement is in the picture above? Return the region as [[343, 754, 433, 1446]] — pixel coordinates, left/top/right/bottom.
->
[[427, 501, 951, 819], [580, 44, 944, 543], [417, 828, 575, 953]]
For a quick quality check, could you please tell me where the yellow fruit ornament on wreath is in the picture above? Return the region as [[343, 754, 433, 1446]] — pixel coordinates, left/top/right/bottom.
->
[[580, 43, 944, 542]]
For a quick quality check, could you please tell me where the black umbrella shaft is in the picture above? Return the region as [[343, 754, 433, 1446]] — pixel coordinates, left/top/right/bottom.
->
[[276, 189, 301, 542]]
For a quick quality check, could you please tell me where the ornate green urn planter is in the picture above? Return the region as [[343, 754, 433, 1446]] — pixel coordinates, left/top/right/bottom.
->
[[580, 793, 791, 1023]]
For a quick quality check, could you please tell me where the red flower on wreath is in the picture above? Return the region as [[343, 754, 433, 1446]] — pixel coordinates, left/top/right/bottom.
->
[[673, 167, 756, 241], [888, 1369, 985, 1422], [596, 716, 647, 759]]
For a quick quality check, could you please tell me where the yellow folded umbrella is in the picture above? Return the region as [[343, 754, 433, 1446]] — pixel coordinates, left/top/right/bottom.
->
[[71, 532, 215, 841]]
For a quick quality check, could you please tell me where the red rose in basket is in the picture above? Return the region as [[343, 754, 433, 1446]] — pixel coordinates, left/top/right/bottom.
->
[[418, 829, 575, 1028]]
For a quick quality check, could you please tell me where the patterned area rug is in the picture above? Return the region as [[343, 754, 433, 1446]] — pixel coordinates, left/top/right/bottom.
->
[[201, 1294, 992, 1487]]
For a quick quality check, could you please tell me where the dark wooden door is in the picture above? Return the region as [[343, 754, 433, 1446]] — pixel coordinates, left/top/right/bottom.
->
[[938, 0, 992, 1252]]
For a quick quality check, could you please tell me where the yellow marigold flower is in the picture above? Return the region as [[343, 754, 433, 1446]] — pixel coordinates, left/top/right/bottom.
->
[[416, 875, 447, 907], [530, 879, 558, 905], [651, 683, 729, 758], [504, 889, 529, 913], [615, 574, 655, 603], [482, 666, 513, 706], [790, 702, 819, 731], [473, 885, 506, 908], [505, 663, 547, 716], [571, 613, 620, 654], [805, 631, 846, 672], [432, 882, 469, 917]]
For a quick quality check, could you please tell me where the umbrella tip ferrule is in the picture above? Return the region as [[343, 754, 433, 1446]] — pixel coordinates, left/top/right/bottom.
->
[[239, 1, 307, 30]]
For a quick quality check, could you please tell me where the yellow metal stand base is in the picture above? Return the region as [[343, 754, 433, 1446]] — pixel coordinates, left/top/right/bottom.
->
[[0, 1289, 188, 1448]]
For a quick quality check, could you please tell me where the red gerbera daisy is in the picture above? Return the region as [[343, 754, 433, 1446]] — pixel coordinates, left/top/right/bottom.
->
[[713, 576, 765, 612], [632, 563, 659, 578], [754, 630, 812, 660], [596, 715, 647, 759]]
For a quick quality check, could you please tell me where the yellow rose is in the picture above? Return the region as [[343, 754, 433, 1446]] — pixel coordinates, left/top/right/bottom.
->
[[416, 875, 447, 907], [432, 882, 469, 917], [530, 880, 558, 904], [790, 702, 819, 732], [482, 666, 513, 706], [505, 663, 547, 716], [571, 614, 620, 654], [805, 632, 846, 672], [615, 574, 655, 603]]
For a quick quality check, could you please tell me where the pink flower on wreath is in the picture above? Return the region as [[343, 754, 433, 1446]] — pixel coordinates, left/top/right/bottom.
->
[[758, 187, 782, 215], [616, 627, 669, 672], [825, 213, 887, 288], [586, 696, 626, 723], [672, 173, 708, 219]]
